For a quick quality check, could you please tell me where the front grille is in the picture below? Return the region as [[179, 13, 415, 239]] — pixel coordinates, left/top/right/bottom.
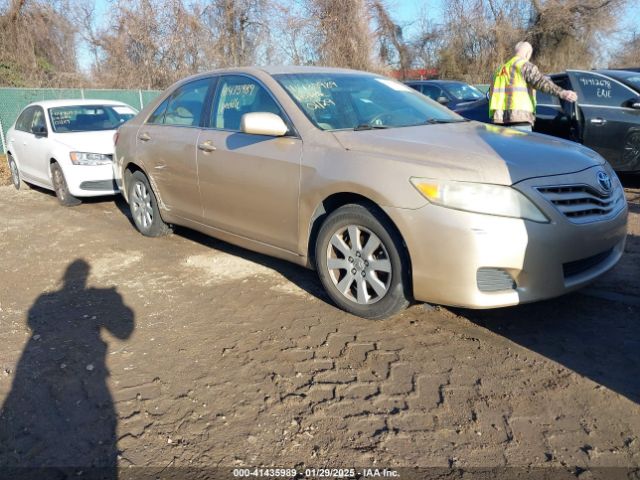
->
[[79, 180, 118, 191], [477, 268, 516, 292], [535, 184, 624, 223], [563, 249, 613, 278]]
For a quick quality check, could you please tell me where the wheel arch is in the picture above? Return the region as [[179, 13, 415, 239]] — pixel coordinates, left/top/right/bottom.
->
[[306, 192, 413, 278]]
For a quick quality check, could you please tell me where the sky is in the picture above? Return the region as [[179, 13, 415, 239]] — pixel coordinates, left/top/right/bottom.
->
[[78, 0, 638, 71]]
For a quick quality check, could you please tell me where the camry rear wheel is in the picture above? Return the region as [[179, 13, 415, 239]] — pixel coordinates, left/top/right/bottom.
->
[[51, 162, 81, 207], [315, 204, 410, 319], [128, 170, 171, 237]]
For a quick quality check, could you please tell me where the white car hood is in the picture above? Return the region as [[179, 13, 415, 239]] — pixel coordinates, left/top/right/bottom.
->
[[52, 130, 116, 155]]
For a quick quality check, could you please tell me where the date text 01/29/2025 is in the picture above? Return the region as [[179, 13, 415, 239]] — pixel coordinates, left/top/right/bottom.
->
[[232, 467, 400, 478]]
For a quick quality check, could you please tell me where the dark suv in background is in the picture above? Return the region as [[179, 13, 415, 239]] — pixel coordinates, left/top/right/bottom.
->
[[451, 70, 640, 172], [405, 80, 486, 110]]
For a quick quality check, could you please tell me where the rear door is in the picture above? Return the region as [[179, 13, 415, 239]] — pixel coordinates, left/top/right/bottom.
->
[[134, 77, 214, 221], [196, 74, 302, 252], [568, 70, 640, 169], [8, 107, 35, 179]]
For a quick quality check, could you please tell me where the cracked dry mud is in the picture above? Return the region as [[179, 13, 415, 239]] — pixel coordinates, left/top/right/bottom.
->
[[0, 183, 639, 474]]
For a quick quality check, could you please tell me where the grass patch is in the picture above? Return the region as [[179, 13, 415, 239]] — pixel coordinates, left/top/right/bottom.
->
[[0, 154, 11, 186]]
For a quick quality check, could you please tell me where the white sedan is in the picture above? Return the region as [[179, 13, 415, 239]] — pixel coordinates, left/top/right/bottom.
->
[[6, 99, 137, 206]]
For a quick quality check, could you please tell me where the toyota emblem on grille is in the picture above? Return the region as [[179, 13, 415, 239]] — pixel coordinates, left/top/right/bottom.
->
[[597, 171, 612, 192]]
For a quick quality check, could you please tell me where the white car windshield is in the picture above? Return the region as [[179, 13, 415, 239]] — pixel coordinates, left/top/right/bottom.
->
[[48, 105, 137, 133], [274, 73, 464, 131]]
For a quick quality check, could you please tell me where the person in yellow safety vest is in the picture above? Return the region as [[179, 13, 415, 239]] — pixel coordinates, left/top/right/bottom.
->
[[489, 41, 578, 132]]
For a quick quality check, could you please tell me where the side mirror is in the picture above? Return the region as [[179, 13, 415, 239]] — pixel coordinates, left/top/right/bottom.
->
[[437, 96, 449, 105], [629, 98, 640, 109], [31, 125, 47, 137], [486, 91, 491, 101], [240, 112, 288, 137]]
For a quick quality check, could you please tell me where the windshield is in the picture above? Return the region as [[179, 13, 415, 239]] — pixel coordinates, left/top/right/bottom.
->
[[444, 82, 484, 101], [274, 73, 462, 131], [48, 104, 137, 133]]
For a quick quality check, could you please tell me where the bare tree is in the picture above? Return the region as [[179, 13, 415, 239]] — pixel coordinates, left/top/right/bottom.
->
[[0, 0, 83, 86], [303, 0, 375, 71], [369, 0, 413, 77]]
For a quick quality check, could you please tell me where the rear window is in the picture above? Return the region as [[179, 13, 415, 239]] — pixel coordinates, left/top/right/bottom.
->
[[48, 104, 137, 133]]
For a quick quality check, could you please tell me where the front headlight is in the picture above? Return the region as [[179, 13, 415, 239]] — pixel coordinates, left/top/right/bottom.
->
[[69, 152, 112, 166], [410, 177, 549, 223]]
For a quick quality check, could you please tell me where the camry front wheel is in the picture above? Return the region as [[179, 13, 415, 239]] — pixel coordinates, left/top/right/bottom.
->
[[315, 204, 410, 319]]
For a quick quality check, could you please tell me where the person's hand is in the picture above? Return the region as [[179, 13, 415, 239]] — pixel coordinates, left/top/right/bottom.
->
[[560, 90, 578, 102]]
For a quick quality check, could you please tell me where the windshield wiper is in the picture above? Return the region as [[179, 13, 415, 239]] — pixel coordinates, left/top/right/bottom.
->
[[353, 123, 389, 131], [423, 118, 469, 124]]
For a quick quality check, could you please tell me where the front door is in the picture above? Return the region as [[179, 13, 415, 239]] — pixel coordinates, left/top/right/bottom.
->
[[568, 70, 640, 169], [196, 74, 302, 253], [134, 77, 213, 221]]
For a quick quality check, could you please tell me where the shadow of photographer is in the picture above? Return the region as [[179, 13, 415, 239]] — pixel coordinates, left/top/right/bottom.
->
[[0, 259, 134, 477]]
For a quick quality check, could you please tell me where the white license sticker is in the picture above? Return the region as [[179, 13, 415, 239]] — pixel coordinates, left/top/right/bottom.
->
[[375, 78, 413, 92], [113, 106, 136, 115]]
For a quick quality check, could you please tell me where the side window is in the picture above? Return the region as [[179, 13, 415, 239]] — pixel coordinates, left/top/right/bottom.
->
[[536, 90, 560, 106], [212, 76, 284, 131], [31, 108, 46, 132], [147, 97, 169, 124], [421, 85, 443, 101], [164, 78, 211, 127], [573, 72, 635, 107], [15, 107, 35, 132]]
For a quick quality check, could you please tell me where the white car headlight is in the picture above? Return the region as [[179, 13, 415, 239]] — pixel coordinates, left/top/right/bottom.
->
[[69, 152, 112, 166], [410, 177, 549, 223]]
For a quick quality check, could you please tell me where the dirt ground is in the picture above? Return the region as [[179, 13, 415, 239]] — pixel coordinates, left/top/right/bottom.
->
[[0, 179, 639, 478]]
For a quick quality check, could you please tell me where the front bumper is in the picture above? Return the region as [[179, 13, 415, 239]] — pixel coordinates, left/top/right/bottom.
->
[[63, 163, 119, 197], [384, 170, 628, 309]]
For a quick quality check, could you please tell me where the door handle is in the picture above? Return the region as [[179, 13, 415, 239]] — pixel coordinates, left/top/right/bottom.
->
[[590, 118, 606, 125], [197, 140, 217, 153], [138, 132, 151, 141]]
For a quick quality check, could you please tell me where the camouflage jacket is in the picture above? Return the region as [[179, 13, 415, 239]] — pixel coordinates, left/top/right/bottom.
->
[[492, 61, 564, 125]]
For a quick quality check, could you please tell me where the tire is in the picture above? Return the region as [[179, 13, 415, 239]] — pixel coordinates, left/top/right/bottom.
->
[[51, 162, 81, 207], [315, 203, 411, 319], [127, 170, 172, 237], [7, 154, 26, 190]]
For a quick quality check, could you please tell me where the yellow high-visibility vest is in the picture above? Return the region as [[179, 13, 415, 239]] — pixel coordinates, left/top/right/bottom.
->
[[489, 56, 536, 118]]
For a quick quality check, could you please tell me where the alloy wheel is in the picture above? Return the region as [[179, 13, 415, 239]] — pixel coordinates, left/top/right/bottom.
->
[[131, 180, 153, 230], [325, 225, 392, 305], [9, 158, 20, 189]]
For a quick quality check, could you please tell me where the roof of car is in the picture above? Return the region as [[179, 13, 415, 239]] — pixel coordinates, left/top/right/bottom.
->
[[27, 99, 131, 109]]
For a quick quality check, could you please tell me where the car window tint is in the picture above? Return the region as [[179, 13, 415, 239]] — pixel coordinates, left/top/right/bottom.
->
[[147, 98, 169, 124], [421, 85, 443, 100], [31, 108, 46, 131], [164, 78, 211, 127], [15, 107, 35, 132], [536, 90, 560, 106], [212, 76, 283, 131], [445, 83, 483, 101], [574, 72, 635, 106]]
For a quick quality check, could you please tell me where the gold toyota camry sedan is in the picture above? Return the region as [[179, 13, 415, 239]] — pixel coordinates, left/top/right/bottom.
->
[[114, 66, 628, 319]]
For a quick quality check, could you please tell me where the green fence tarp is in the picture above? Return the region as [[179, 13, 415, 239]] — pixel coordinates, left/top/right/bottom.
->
[[0, 88, 161, 154]]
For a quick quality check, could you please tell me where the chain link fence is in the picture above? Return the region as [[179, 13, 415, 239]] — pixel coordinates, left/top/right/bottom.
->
[[0, 88, 161, 154]]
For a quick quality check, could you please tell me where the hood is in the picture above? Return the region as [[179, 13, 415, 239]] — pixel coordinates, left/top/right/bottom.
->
[[332, 121, 604, 185], [52, 130, 116, 155]]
